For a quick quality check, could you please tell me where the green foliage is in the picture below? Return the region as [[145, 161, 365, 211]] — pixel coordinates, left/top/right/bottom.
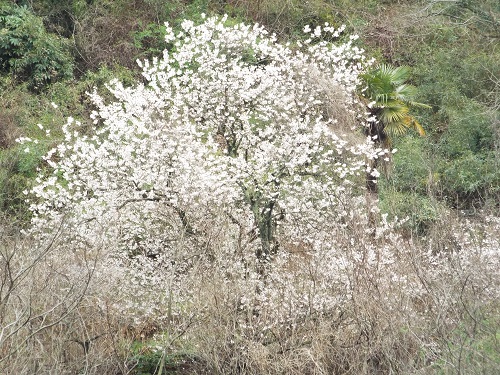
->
[[131, 347, 164, 375], [30, 0, 90, 37], [389, 98, 499, 209], [0, 143, 47, 220], [438, 102, 494, 157], [133, 23, 167, 60], [389, 137, 432, 195], [414, 46, 498, 111], [0, 4, 73, 90], [429, 0, 500, 39], [368, 0, 500, 213], [432, 310, 500, 374], [440, 151, 500, 204], [379, 188, 441, 234], [130, 342, 196, 375], [424, 100, 499, 207], [16, 144, 47, 177]]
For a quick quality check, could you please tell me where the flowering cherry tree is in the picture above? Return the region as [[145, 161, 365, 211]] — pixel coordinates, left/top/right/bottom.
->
[[17, 17, 387, 335], [27, 15, 381, 268]]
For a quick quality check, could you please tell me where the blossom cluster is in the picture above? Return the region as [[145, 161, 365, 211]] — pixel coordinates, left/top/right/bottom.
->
[[26, 15, 378, 248]]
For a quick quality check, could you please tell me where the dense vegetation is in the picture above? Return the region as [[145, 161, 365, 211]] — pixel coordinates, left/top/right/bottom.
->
[[1, 0, 499, 374]]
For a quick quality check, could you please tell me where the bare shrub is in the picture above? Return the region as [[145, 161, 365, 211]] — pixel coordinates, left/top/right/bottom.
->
[[102, 204, 498, 374], [74, 4, 141, 71], [202, 217, 496, 374], [2, 198, 499, 373], [0, 216, 127, 374]]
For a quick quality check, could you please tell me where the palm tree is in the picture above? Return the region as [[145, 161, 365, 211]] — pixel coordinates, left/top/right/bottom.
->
[[360, 64, 430, 193]]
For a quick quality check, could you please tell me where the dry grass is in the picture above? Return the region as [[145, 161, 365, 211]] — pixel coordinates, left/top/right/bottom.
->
[[1, 206, 499, 374], [0, 113, 20, 150]]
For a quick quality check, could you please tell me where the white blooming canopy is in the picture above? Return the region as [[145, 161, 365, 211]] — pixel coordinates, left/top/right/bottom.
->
[[26, 15, 381, 263]]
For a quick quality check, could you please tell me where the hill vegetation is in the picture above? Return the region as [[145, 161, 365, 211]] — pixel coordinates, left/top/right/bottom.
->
[[0, 1, 499, 374]]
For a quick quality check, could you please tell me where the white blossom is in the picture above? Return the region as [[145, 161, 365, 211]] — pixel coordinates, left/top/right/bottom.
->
[[26, 16, 388, 325]]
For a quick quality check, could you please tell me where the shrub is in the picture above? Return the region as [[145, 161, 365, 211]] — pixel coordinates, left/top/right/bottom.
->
[[439, 151, 500, 207], [438, 102, 494, 158], [379, 188, 441, 233], [0, 141, 50, 220], [387, 136, 431, 194], [0, 4, 73, 89], [132, 23, 168, 61]]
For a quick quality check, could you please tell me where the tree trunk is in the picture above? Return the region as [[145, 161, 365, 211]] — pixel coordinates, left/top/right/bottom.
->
[[255, 202, 277, 261], [366, 156, 379, 195], [249, 196, 278, 274]]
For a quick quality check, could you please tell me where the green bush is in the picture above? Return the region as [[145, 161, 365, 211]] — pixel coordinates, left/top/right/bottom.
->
[[129, 341, 197, 375], [388, 136, 432, 195], [379, 188, 441, 234], [437, 103, 494, 158], [131, 348, 164, 375], [29, 0, 90, 37], [132, 23, 168, 61], [439, 151, 500, 206], [409, 17, 499, 110], [0, 4, 73, 89], [0, 144, 47, 220]]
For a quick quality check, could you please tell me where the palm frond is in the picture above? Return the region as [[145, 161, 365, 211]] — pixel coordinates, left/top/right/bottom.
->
[[394, 84, 417, 101], [391, 66, 411, 86], [378, 64, 410, 86], [406, 100, 432, 109], [385, 121, 411, 137], [410, 118, 426, 136], [380, 104, 409, 125], [387, 116, 426, 137], [374, 92, 390, 105]]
